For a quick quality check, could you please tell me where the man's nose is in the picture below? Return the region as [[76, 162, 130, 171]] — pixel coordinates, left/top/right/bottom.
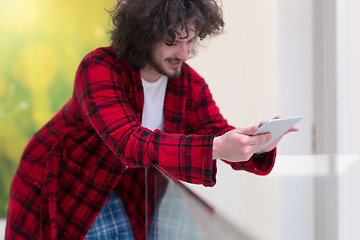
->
[[175, 43, 190, 61]]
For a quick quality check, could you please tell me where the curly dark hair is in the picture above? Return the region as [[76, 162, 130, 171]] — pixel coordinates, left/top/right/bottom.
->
[[109, 0, 225, 70]]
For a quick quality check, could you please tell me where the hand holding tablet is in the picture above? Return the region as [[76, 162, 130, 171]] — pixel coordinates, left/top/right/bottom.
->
[[212, 116, 302, 162], [253, 116, 303, 153]]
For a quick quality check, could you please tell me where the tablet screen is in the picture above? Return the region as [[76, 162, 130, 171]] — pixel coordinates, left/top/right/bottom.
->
[[253, 116, 303, 153]]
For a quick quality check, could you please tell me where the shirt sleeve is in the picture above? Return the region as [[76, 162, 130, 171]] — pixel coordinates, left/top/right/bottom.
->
[[74, 55, 216, 187], [222, 149, 276, 176]]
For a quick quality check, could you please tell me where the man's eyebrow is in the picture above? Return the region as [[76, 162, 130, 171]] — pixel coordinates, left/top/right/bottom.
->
[[173, 36, 195, 43]]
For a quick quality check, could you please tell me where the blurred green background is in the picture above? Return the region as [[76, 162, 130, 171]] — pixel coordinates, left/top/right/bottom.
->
[[0, 0, 115, 218]]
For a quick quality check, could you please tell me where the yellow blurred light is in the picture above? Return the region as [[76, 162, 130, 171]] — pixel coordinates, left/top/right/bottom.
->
[[0, 76, 5, 98], [12, 43, 58, 89], [0, 0, 41, 34]]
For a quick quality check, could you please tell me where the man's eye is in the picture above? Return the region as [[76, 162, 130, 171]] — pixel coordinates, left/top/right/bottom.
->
[[188, 38, 195, 44], [165, 41, 177, 46]]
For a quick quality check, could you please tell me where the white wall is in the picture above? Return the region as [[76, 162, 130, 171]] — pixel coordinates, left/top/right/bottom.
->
[[340, 0, 360, 153], [314, 0, 360, 154], [277, 0, 314, 154]]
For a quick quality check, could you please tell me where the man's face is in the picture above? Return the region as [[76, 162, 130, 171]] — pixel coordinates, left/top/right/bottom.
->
[[145, 22, 196, 80]]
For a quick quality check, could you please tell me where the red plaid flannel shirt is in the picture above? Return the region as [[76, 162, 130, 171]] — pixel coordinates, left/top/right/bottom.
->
[[6, 47, 276, 240]]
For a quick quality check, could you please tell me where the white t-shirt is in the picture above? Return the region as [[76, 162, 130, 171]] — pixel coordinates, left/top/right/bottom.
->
[[141, 75, 168, 131]]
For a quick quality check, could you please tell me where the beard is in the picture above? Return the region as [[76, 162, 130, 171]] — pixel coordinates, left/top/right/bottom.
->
[[148, 57, 183, 79]]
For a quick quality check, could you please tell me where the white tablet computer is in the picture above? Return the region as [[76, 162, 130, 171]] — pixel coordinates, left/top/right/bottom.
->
[[253, 116, 303, 153]]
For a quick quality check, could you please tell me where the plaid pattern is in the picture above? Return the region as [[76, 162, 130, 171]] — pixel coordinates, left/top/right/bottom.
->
[[85, 190, 135, 240], [86, 177, 204, 240], [5, 46, 276, 240]]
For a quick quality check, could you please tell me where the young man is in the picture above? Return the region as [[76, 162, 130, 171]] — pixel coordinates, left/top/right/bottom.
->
[[6, 0, 296, 239]]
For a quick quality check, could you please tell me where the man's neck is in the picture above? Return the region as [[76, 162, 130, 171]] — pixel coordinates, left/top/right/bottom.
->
[[140, 64, 161, 83]]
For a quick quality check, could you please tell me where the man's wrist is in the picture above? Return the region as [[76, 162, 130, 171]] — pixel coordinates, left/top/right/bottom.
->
[[212, 136, 222, 160]]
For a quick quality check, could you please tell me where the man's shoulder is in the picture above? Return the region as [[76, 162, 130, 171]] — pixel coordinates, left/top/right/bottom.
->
[[83, 46, 117, 64], [79, 46, 132, 73]]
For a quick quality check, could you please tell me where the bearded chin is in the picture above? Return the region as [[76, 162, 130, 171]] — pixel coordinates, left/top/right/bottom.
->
[[149, 60, 182, 78], [168, 67, 182, 78]]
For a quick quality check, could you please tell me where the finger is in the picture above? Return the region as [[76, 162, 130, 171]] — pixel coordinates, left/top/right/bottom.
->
[[289, 126, 299, 132], [235, 125, 258, 136], [284, 126, 299, 135], [258, 120, 267, 128], [249, 133, 272, 146]]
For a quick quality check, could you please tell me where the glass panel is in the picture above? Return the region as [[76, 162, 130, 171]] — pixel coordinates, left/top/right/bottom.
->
[[145, 165, 252, 240]]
